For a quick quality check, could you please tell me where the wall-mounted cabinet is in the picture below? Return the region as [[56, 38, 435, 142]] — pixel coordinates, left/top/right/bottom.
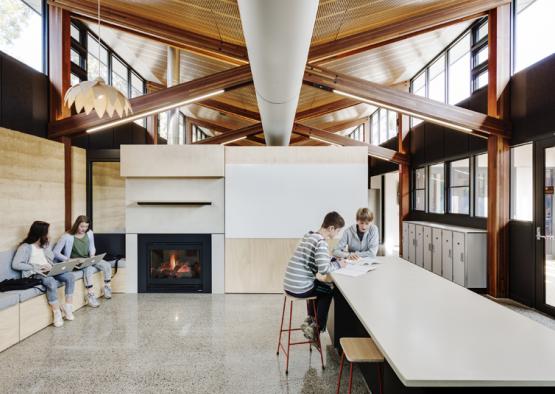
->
[[401, 221, 486, 289]]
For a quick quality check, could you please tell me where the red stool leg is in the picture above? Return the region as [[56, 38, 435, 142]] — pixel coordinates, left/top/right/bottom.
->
[[348, 362, 353, 394], [285, 300, 293, 374], [276, 296, 286, 355], [312, 299, 325, 369], [336, 351, 345, 394]]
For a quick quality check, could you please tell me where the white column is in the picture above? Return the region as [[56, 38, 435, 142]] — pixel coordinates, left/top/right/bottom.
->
[[167, 46, 181, 144]]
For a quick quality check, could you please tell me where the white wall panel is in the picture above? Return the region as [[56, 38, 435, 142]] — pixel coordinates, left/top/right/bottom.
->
[[225, 164, 367, 238]]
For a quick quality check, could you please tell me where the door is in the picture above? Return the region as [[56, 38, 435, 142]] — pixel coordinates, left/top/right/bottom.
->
[[423, 226, 432, 271], [408, 224, 416, 264], [452, 232, 465, 286], [432, 228, 442, 275], [415, 225, 424, 267], [402, 222, 409, 260], [442, 230, 453, 281], [535, 139, 555, 316]]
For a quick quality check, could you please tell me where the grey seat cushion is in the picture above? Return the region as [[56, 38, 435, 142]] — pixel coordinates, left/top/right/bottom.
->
[[6, 286, 46, 303], [107, 258, 126, 268], [0, 293, 19, 310], [0, 250, 19, 281]]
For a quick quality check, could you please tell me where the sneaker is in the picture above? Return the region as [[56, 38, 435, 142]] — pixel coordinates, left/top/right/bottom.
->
[[53, 309, 64, 327], [86, 293, 100, 308], [300, 316, 314, 332], [104, 285, 112, 299], [303, 322, 317, 341], [61, 304, 74, 321]]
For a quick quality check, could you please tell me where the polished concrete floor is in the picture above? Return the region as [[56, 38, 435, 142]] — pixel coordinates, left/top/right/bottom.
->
[[0, 294, 368, 394]]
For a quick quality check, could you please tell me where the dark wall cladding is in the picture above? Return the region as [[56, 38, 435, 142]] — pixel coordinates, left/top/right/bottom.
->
[[410, 87, 488, 167], [369, 137, 399, 176], [511, 53, 555, 146], [73, 122, 148, 149], [0, 51, 48, 137]]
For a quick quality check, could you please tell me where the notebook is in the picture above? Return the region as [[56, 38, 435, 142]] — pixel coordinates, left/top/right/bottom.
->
[[334, 262, 377, 277]]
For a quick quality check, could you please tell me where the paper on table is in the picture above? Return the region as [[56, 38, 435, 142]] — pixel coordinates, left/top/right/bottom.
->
[[334, 263, 376, 277]]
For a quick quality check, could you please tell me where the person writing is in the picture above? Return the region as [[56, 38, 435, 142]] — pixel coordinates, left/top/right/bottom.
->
[[333, 208, 379, 260], [54, 215, 112, 308], [11, 221, 76, 327], [283, 211, 348, 344]]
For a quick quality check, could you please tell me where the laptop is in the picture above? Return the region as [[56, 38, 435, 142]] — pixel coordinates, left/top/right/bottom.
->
[[74, 253, 107, 269], [37, 259, 81, 277]]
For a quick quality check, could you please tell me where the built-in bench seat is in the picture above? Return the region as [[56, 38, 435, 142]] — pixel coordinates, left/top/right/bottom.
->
[[0, 249, 126, 352]]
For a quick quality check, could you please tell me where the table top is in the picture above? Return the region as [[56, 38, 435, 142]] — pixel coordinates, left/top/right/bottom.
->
[[331, 256, 555, 387]]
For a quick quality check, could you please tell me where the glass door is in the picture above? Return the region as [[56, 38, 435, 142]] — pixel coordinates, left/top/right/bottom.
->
[[535, 139, 555, 315]]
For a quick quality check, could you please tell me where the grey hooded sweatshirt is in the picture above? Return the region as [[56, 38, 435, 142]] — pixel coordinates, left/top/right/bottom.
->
[[333, 224, 379, 258]]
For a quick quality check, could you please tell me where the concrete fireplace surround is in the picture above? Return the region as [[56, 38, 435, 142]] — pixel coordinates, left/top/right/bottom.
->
[[120, 145, 368, 294]]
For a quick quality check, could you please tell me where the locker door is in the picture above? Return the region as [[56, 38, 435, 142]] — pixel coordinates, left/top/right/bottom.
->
[[402, 223, 409, 259], [452, 232, 466, 286], [408, 224, 416, 264], [423, 226, 432, 270], [415, 225, 424, 267], [442, 230, 453, 281], [432, 228, 442, 275]]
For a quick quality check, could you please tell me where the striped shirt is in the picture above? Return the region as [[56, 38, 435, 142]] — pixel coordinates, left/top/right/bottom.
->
[[283, 232, 340, 294]]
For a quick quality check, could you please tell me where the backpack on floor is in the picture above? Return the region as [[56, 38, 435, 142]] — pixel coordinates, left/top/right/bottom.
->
[[0, 277, 43, 292]]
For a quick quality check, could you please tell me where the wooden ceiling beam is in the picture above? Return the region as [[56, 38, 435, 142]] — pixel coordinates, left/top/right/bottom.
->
[[48, 64, 253, 139], [303, 66, 509, 138], [295, 97, 360, 121], [246, 135, 266, 145], [308, 0, 510, 64], [49, 0, 248, 65], [323, 118, 368, 133], [199, 99, 261, 121], [293, 123, 409, 165], [195, 123, 263, 145], [187, 118, 233, 134]]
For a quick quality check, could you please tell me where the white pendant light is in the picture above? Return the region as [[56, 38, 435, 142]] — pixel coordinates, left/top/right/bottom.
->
[[64, 0, 132, 119]]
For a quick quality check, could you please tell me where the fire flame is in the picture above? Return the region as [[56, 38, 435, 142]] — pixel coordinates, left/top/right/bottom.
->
[[169, 252, 176, 271]]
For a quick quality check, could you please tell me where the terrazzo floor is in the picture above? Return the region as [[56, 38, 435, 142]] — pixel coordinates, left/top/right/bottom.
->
[[0, 294, 368, 394], [2, 294, 555, 394]]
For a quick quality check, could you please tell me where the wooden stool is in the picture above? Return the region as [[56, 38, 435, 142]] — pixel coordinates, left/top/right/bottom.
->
[[276, 294, 325, 374], [336, 337, 384, 394]]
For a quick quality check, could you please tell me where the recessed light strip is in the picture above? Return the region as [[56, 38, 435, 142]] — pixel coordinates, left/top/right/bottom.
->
[[333, 89, 473, 134], [86, 89, 225, 133], [222, 136, 247, 145]]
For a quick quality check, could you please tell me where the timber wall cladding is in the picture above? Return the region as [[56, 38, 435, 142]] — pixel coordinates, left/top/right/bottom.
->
[[92, 162, 125, 233], [0, 128, 86, 250]]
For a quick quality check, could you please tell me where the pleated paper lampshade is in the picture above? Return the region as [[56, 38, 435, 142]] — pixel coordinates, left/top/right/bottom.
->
[[64, 77, 132, 118]]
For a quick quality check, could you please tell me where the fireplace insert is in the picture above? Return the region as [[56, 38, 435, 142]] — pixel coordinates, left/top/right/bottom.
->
[[138, 234, 211, 293]]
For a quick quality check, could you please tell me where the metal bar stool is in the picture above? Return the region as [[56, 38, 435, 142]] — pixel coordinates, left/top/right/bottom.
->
[[336, 337, 384, 394], [276, 293, 325, 374]]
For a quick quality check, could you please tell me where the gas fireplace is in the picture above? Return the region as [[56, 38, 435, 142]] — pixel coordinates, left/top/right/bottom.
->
[[138, 234, 211, 293]]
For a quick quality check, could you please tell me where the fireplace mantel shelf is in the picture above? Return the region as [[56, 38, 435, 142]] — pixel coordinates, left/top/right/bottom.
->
[[135, 202, 212, 206]]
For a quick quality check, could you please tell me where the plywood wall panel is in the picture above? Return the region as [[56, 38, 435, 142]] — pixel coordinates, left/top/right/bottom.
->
[[92, 162, 125, 233], [0, 128, 65, 250], [71, 147, 86, 224]]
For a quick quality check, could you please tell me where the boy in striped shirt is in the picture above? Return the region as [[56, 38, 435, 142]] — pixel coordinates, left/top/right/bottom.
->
[[283, 211, 348, 341]]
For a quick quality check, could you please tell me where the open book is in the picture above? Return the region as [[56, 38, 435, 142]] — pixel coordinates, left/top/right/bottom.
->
[[334, 260, 377, 277]]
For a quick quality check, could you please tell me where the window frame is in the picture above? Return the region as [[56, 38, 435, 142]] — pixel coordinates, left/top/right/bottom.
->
[[473, 153, 488, 218], [428, 162, 446, 214], [447, 158, 471, 215], [413, 167, 427, 212]]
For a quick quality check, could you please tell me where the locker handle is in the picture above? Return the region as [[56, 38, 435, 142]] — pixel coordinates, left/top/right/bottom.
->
[[448, 249, 452, 258], [460, 252, 464, 261]]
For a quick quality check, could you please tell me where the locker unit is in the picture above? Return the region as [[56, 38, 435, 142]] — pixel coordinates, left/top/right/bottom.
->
[[402, 221, 486, 289], [415, 225, 424, 267], [402, 222, 409, 259], [442, 230, 453, 281], [431, 228, 442, 275], [408, 224, 416, 264], [423, 226, 432, 271]]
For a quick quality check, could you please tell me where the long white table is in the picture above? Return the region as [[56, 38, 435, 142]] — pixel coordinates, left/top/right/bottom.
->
[[331, 256, 555, 388]]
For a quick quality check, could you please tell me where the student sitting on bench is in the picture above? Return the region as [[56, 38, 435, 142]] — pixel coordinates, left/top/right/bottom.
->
[[333, 207, 379, 260], [54, 215, 112, 308], [12, 221, 75, 327], [283, 211, 347, 342]]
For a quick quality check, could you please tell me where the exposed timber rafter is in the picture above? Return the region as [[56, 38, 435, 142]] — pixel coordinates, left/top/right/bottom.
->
[[48, 0, 249, 65], [48, 65, 253, 139], [293, 123, 409, 165], [199, 99, 261, 122], [195, 123, 263, 145], [303, 65, 510, 138], [307, 0, 510, 64], [295, 97, 360, 121]]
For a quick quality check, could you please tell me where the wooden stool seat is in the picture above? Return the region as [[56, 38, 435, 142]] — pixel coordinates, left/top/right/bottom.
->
[[340, 337, 384, 363], [284, 293, 317, 301]]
